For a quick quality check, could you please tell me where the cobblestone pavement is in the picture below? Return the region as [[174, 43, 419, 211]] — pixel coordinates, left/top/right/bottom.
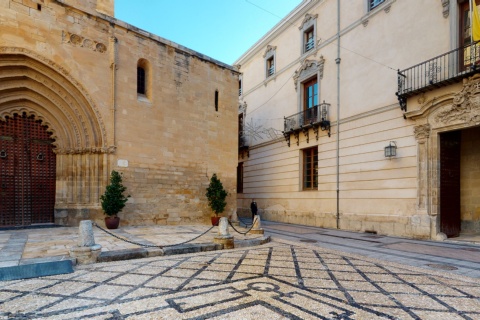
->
[[1, 240, 480, 319], [262, 221, 480, 279]]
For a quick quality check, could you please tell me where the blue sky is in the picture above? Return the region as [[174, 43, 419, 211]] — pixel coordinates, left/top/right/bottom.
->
[[115, 0, 302, 65]]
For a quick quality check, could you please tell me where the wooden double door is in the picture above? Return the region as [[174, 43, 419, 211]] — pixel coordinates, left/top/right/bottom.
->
[[0, 114, 56, 227]]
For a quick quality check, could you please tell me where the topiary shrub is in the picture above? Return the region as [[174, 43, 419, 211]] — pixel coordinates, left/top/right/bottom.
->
[[205, 173, 228, 216], [100, 170, 130, 217]]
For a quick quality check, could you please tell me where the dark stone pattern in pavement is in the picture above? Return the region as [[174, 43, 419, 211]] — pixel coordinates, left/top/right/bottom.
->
[[0, 244, 479, 319]]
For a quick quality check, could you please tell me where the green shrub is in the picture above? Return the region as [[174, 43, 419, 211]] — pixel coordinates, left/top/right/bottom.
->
[[100, 170, 130, 216], [205, 173, 228, 216]]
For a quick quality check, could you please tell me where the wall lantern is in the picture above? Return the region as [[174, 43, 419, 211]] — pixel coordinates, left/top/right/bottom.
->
[[319, 101, 331, 137], [384, 141, 397, 158]]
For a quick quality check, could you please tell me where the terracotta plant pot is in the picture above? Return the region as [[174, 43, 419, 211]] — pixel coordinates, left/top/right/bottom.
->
[[211, 216, 220, 226], [105, 216, 120, 229]]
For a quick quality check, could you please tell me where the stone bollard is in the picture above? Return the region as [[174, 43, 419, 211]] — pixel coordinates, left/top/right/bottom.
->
[[230, 210, 239, 226], [213, 217, 234, 249], [249, 215, 264, 235], [69, 220, 102, 264]]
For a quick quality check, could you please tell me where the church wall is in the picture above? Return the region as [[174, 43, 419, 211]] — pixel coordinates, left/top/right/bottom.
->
[[0, 0, 239, 226]]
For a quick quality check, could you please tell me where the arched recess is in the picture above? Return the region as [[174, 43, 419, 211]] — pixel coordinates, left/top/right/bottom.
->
[[406, 74, 480, 239], [0, 47, 114, 224]]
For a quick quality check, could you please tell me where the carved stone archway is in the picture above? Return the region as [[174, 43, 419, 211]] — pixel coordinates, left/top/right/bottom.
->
[[406, 74, 480, 238], [0, 47, 114, 225]]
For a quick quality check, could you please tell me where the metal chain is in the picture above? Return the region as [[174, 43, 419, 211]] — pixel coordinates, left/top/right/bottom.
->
[[228, 216, 258, 235], [237, 216, 253, 226], [92, 222, 215, 248]]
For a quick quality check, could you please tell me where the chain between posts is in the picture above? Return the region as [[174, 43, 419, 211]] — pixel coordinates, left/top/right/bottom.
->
[[92, 222, 215, 248], [228, 216, 258, 235]]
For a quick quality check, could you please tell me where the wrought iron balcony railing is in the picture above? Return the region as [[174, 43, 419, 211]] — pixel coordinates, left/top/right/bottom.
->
[[283, 103, 331, 147], [396, 41, 480, 112], [305, 38, 315, 52]]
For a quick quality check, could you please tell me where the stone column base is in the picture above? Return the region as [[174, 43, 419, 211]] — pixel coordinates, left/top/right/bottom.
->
[[69, 244, 102, 264], [249, 229, 264, 235], [214, 235, 234, 249]]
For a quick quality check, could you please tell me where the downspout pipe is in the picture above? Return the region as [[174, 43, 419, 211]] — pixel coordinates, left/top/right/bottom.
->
[[335, 0, 341, 229]]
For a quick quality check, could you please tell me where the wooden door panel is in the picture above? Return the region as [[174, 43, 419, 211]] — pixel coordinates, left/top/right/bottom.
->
[[440, 130, 461, 237], [0, 115, 55, 227]]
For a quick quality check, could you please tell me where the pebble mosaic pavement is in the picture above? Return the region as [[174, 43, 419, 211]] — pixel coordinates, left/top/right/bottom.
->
[[1, 241, 480, 319]]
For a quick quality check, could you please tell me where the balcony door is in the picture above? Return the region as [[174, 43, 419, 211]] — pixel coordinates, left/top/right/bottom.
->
[[303, 77, 318, 125], [460, 0, 480, 70]]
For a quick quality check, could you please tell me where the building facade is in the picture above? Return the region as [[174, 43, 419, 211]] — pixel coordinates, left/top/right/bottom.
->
[[0, 0, 239, 227], [236, 0, 480, 239]]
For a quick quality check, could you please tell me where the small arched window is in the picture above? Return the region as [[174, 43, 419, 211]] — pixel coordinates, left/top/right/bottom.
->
[[137, 59, 150, 100], [137, 66, 146, 95]]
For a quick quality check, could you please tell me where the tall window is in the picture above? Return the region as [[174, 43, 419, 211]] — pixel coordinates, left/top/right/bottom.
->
[[303, 147, 318, 190], [460, 0, 480, 69], [137, 66, 146, 95], [266, 56, 275, 77], [304, 27, 315, 52], [237, 162, 244, 194], [264, 45, 276, 79], [303, 77, 318, 125], [239, 79, 242, 96], [369, 0, 385, 11], [299, 14, 317, 54], [137, 58, 149, 99], [215, 90, 219, 111]]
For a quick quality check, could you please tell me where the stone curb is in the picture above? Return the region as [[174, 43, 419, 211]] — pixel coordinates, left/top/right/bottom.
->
[[97, 236, 271, 262]]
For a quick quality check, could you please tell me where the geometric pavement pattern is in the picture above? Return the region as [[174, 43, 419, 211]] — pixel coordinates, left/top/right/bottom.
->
[[1, 243, 479, 319]]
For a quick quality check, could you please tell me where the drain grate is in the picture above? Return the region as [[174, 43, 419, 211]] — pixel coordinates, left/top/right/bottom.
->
[[426, 263, 458, 271], [300, 239, 318, 243]]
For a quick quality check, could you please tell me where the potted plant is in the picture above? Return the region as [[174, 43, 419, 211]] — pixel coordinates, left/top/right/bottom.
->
[[100, 170, 130, 229], [205, 173, 228, 226]]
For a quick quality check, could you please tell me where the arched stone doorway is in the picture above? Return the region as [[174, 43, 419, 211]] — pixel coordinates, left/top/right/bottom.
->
[[0, 114, 56, 226], [0, 48, 114, 226], [408, 75, 480, 239]]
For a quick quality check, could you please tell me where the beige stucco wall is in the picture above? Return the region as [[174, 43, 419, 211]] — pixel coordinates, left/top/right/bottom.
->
[[236, 0, 462, 239], [0, 0, 239, 226]]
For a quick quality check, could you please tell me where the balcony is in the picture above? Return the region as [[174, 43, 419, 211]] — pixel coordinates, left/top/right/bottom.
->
[[283, 103, 330, 147], [396, 41, 480, 112]]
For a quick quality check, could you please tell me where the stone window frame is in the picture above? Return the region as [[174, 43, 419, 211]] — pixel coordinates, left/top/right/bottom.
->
[[137, 58, 151, 101], [293, 57, 325, 114], [299, 13, 318, 55], [263, 45, 277, 80]]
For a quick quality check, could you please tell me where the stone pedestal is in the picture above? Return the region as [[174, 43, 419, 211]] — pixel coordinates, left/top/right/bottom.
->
[[249, 215, 264, 235], [230, 210, 239, 226], [69, 220, 102, 264], [214, 217, 234, 249]]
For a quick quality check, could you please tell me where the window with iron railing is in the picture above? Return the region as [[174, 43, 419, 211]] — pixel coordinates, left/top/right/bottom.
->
[[266, 56, 275, 77], [369, 0, 385, 11], [304, 27, 315, 53], [305, 38, 315, 52]]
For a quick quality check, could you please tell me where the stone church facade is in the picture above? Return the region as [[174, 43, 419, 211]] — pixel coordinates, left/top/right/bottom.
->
[[0, 0, 239, 227], [236, 0, 480, 239]]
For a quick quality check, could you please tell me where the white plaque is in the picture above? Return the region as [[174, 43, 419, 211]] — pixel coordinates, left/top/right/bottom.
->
[[117, 159, 128, 167]]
